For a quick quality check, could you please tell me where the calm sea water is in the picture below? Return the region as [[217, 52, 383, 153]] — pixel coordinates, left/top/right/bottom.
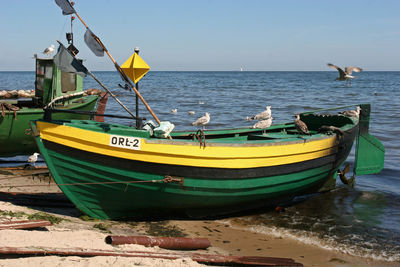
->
[[1, 70, 399, 261]]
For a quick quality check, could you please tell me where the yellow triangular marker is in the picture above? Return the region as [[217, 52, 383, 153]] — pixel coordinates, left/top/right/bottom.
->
[[121, 53, 150, 84]]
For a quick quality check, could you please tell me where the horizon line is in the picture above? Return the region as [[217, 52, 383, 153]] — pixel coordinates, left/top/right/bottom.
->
[[1, 70, 400, 72]]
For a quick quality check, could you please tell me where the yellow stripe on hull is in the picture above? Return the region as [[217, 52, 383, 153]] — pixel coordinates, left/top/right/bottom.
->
[[37, 121, 339, 169]]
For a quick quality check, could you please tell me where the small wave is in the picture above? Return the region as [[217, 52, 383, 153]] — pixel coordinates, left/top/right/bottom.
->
[[226, 221, 400, 262]]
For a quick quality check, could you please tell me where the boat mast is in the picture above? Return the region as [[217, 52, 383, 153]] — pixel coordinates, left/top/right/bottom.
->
[[66, 2, 74, 46], [65, 2, 79, 55], [70, 12, 74, 45], [70, 6, 161, 125], [134, 47, 140, 129]]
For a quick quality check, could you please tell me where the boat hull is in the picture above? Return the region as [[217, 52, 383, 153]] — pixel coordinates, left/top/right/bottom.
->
[[32, 117, 358, 220], [0, 95, 99, 157]]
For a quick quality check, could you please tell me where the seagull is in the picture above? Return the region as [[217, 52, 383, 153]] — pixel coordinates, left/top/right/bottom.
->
[[294, 114, 310, 135], [246, 106, 271, 121], [171, 108, 178, 114], [28, 152, 40, 167], [42, 44, 55, 57], [252, 117, 273, 129], [192, 112, 210, 129], [327, 63, 363, 86], [340, 106, 361, 118], [188, 111, 195, 115]]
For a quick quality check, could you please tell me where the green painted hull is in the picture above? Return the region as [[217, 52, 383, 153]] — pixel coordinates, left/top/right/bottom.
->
[[0, 95, 99, 157], [32, 112, 359, 220], [41, 148, 341, 220]]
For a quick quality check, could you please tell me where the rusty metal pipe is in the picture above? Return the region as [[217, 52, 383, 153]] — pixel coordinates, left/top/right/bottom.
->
[[105, 235, 211, 250]]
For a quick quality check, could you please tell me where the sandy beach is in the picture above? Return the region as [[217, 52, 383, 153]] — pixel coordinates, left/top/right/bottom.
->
[[0, 167, 398, 267]]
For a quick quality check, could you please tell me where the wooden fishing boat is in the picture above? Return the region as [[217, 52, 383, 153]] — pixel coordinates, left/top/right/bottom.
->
[[0, 57, 106, 157], [32, 0, 384, 220], [30, 104, 384, 220]]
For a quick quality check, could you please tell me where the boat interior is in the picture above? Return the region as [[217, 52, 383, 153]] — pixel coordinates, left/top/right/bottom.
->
[[44, 112, 357, 144]]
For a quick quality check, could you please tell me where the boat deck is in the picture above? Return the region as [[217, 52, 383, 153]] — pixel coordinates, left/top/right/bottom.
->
[[42, 112, 357, 145]]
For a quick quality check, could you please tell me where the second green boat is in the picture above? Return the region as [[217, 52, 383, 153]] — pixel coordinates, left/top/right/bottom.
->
[[0, 57, 106, 157]]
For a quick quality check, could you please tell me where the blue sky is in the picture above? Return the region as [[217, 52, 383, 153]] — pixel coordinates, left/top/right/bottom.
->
[[1, 0, 399, 71]]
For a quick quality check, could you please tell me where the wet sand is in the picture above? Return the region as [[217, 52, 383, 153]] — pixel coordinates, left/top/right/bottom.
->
[[0, 167, 398, 267]]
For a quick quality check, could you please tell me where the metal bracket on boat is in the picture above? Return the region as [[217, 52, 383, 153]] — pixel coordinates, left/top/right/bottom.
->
[[338, 163, 355, 187], [163, 175, 184, 185], [28, 122, 40, 137], [24, 128, 33, 136], [190, 130, 206, 149]]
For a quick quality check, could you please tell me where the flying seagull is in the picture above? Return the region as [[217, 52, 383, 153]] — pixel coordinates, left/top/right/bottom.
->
[[28, 152, 40, 167], [327, 63, 363, 86], [294, 114, 310, 135], [192, 112, 210, 129], [171, 108, 178, 114], [42, 44, 55, 57], [246, 106, 272, 121]]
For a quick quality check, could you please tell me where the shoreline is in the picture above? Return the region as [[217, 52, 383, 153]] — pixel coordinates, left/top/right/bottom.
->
[[0, 168, 398, 266]]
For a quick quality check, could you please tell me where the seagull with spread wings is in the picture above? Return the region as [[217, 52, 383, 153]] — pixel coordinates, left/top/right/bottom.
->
[[327, 63, 363, 86]]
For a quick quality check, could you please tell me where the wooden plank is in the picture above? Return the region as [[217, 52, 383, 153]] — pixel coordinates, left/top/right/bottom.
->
[[0, 246, 303, 266], [0, 220, 52, 230]]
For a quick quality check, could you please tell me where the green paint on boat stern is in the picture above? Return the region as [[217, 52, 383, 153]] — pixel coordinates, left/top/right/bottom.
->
[[355, 104, 385, 175]]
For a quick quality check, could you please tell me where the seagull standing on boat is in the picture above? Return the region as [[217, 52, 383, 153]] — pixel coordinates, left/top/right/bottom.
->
[[246, 106, 271, 121], [252, 117, 273, 129], [327, 63, 363, 86], [28, 152, 40, 167], [42, 44, 55, 57], [192, 112, 210, 129], [294, 114, 310, 135], [340, 106, 361, 118]]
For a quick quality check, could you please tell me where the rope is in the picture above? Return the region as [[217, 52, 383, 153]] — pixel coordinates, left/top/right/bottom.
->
[[0, 176, 181, 188], [0, 103, 19, 120], [44, 91, 85, 109]]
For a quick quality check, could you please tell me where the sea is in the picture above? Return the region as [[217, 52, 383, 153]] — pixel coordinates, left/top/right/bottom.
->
[[1, 70, 399, 261]]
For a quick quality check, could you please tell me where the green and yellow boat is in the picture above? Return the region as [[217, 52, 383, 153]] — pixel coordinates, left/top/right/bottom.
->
[[0, 57, 105, 157], [30, 104, 384, 220], [29, 0, 385, 220]]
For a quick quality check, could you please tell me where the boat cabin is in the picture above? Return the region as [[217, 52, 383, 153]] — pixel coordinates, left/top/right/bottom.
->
[[34, 58, 84, 106], [0, 58, 84, 109]]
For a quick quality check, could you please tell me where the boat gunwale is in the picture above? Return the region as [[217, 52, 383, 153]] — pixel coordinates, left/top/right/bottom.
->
[[36, 114, 358, 148], [34, 118, 358, 169], [0, 95, 99, 115]]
